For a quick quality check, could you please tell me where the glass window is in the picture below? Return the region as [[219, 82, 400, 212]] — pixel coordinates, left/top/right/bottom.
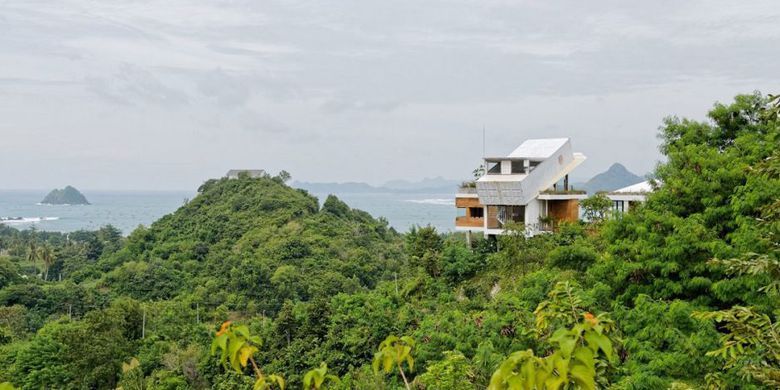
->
[[487, 162, 501, 174], [511, 160, 526, 174]]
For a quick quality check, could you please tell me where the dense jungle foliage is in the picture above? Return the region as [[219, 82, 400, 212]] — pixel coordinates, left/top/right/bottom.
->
[[0, 92, 777, 389]]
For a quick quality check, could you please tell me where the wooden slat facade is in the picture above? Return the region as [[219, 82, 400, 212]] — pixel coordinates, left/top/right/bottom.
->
[[486, 206, 500, 228], [548, 199, 579, 222], [455, 197, 482, 208]]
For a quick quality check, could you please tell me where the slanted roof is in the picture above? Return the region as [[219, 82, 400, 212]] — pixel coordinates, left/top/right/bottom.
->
[[508, 138, 569, 160], [537, 152, 587, 191], [612, 180, 653, 194]]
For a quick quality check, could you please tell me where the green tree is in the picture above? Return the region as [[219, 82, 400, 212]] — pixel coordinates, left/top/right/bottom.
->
[[275, 170, 292, 183], [25, 240, 38, 274], [117, 358, 145, 390], [580, 194, 611, 223], [415, 351, 473, 390], [0, 258, 19, 289], [38, 244, 55, 280]]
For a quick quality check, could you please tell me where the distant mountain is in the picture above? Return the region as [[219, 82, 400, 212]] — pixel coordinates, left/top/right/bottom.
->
[[579, 163, 644, 194], [293, 177, 460, 194], [41, 186, 90, 205]]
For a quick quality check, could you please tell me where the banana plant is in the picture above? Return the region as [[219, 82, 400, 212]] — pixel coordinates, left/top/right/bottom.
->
[[372, 335, 415, 390], [211, 321, 285, 390]]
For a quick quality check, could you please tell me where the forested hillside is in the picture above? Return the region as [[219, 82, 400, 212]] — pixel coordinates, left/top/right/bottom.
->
[[0, 93, 777, 389]]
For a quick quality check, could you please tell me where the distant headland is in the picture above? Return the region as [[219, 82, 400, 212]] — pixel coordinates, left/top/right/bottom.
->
[[40, 186, 90, 205]]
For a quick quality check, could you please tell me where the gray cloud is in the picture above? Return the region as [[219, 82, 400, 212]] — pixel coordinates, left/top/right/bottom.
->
[[0, 0, 778, 189], [85, 63, 189, 107], [196, 68, 251, 108]]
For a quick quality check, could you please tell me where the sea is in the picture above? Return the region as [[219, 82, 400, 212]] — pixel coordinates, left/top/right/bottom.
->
[[0, 190, 456, 236]]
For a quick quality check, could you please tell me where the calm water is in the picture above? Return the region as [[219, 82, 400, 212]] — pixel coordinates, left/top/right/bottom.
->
[[0, 190, 455, 235], [309, 192, 455, 233], [0, 190, 195, 235]]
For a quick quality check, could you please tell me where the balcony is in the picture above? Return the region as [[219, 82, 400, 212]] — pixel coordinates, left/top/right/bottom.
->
[[540, 188, 586, 195], [457, 186, 478, 195], [455, 216, 484, 228], [538, 189, 587, 200]]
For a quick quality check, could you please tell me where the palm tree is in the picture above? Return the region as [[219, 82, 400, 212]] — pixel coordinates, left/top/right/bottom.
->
[[26, 240, 39, 274], [39, 244, 55, 280]]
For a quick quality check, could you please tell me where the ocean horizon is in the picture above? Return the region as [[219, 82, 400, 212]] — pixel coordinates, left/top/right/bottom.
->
[[0, 189, 455, 235]]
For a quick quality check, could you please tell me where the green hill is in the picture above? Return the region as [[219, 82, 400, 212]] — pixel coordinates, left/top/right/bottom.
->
[[40, 186, 90, 205], [99, 174, 403, 309]]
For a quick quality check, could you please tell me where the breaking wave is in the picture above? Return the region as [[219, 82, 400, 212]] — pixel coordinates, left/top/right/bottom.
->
[[405, 198, 454, 206], [0, 217, 60, 225]]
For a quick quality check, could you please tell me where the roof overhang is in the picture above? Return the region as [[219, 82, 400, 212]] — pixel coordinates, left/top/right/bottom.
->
[[477, 173, 529, 183], [484, 157, 546, 162], [607, 193, 648, 202], [538, 193, 588, 200], [536, 152, 586, 191]]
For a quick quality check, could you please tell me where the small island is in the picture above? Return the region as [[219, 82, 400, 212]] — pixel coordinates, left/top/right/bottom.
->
[[41, 186, 90, 205]]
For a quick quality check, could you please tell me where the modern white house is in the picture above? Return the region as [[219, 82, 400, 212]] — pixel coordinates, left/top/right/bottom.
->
[[606, 180, 655, 213], [455, 138, 587, 238], [226, 169, 267, 179]]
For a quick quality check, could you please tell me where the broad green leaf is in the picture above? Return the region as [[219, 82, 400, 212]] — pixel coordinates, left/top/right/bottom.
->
[[269, 374, 285, 390], [211, 333, 228, 356], [570, 363, 596, 390], [234, 325, 252, 339], [584, 332, 613, 362], [0, 383, 17, 390], [238, 345, 258, 369], [228, 337, 246, 372], [383, 354, 393, 373], [303, 370, 315, 389], [573, 347, 595, 371], [371, 351, 382, 374]]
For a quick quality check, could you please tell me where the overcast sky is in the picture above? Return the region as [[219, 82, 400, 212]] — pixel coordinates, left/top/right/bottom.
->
[[1, 0, 778, 190]]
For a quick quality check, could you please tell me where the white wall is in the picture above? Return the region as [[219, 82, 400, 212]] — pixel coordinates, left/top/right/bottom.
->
[[525, 199, 541, 228], [500, 160, 512, 174], [518, 141, 574, 200]]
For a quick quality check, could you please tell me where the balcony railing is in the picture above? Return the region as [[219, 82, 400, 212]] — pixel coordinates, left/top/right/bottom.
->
[[457, 187, 478, 195], [455, 216, 484, 228], [540, 189, 587, 195]]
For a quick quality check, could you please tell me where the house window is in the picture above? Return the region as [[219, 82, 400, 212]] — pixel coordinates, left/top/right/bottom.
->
[[507, 205, 524, 222], [511, 160, 526, 174], [496, 205, 524, 226], [487, 162, 501, 175], [469, 207, 484, 218]]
